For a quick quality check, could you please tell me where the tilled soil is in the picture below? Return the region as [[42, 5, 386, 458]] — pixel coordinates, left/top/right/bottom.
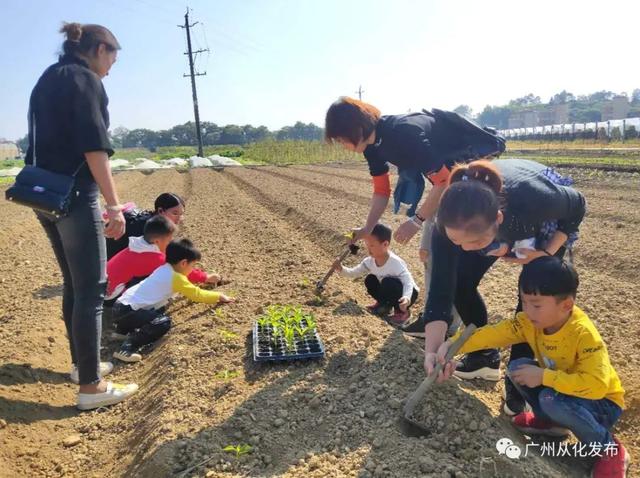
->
[[0, 164, 638, 478]]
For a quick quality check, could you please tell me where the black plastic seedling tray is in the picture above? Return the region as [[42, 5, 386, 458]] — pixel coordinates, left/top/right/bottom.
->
[[252, 321, 325, 362]]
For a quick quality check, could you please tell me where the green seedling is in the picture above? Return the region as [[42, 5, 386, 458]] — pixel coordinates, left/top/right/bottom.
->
[[223, 444, 252, 457], [214, 369, 239, 380], [213, 308, 226, 320], [303, 315, 317, 332], [283, 325, 296, 351], [219, 329, 238, 341], [299, 277, 311, 288], [258, 305, 318, 350]]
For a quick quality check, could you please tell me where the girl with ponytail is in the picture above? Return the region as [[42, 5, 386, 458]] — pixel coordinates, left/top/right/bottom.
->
[[404, 158, 586, 416]]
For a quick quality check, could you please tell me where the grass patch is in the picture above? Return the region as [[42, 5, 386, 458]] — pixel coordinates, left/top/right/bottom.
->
[[0, 177, 16, 185], [0, 159, 24, 170]]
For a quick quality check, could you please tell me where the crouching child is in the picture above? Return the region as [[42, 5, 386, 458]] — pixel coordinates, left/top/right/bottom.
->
[[432, 257, 628, 478], [112, 239, 234, 362], [333, 223, 419, 326]]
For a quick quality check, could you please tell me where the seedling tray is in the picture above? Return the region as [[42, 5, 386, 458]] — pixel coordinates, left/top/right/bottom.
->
[[253, 320, 325, 362]]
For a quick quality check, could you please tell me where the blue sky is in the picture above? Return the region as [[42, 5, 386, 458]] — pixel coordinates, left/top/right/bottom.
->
[[1, 0, 639, 141]]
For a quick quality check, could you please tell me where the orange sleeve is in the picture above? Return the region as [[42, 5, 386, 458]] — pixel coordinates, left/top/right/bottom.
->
[[426, 165, 451, 186], [372, 173, 391, 197]]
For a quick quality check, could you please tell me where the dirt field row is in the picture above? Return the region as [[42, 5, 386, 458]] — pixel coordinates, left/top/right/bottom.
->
[[0, 163, 638, 477]]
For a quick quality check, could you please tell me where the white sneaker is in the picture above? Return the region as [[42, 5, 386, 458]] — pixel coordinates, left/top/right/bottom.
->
[[113, 348, 142, 363], [77, 382, 139, 410], [70, 362, 114, 385]]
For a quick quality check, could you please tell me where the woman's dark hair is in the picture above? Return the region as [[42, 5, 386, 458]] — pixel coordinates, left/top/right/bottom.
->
[[143, 215, 177, 243], [60, 22, 121, 57], [325, 97, 381, 146], [437, 160, 504, 234], [519, 256, 579, 300], [154, 193, 185, 213], [370, 223, 392, 243], [166, 238, 201, 265]]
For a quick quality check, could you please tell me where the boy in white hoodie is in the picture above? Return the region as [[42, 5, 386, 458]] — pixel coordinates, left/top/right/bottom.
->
[[333, 223, 418, 326]]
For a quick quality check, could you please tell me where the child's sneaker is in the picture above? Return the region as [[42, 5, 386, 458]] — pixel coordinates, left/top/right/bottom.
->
[[113, 341, 143, 363], [389, 309, 411, 327], [591, 438, 630, 478], [366, 301, 381, 313], [512, 411, 570, 437], [366, 302, 391, 316], [69, 362, 114, 385], [77, 382, 139, 410]]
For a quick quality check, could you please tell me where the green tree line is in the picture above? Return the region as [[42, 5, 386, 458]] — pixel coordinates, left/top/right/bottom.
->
[[458, 89, 640, 129], [15, 121, 324, 153]]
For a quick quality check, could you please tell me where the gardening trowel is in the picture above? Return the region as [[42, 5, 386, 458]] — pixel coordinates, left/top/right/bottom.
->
[[400, 324, 477, 437], [315, 243, 359, 292]]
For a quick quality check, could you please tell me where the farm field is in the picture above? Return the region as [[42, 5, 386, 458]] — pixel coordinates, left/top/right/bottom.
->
[[0, 163, 638, 477]]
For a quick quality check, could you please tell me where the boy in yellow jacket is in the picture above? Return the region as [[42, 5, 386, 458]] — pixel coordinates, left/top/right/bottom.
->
[[433, 257, 628, 478]]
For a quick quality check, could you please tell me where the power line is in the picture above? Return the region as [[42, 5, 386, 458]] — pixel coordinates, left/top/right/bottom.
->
[[355, 85, 365, 101]]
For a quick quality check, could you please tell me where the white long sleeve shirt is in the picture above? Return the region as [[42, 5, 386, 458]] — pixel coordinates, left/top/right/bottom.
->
[[339, 251, 418, 300], [117, 263, 220, 310]]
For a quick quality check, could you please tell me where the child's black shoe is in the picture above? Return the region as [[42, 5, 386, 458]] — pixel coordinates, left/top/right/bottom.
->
[[113, 340, 143, 363]]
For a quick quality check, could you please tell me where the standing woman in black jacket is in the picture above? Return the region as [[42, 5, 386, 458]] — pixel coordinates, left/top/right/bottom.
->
[[26, 22, 137, 409]]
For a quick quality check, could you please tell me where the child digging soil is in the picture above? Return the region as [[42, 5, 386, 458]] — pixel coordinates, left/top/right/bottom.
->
[[332, 223, 418, 326], [431, 257, 629, 478]]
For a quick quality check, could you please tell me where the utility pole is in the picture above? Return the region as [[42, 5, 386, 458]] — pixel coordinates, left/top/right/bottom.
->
[[179, 8, 208, 157], [355, 85, 364, 101]]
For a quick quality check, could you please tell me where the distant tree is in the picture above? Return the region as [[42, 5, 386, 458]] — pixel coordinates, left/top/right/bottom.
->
[[509, 93, 541, 108], [122, 129, 159, 149], [631, 89, 640, 106], [610, 126, 622, 141], [477, 105, 511, 129], [549, 90, 575, 104], [453, 105, 473, 118], [587, 90, 616, 103], [16, 134, 29, 153], [220, 125, 245, 144], [110, 126, 129, 148], [597, 127, 608, 141]]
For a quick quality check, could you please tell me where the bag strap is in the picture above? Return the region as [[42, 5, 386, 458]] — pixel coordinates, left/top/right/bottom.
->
[[31, 111, 37, 167], [71, 160, 87, 177], [32, 111, 86, 177]]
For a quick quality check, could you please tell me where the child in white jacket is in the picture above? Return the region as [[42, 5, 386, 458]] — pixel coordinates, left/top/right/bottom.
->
[[333, 223, 418, 326]]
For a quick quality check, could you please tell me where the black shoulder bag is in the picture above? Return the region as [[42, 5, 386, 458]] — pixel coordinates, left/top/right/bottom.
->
[[5, 113, 85, 218]]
